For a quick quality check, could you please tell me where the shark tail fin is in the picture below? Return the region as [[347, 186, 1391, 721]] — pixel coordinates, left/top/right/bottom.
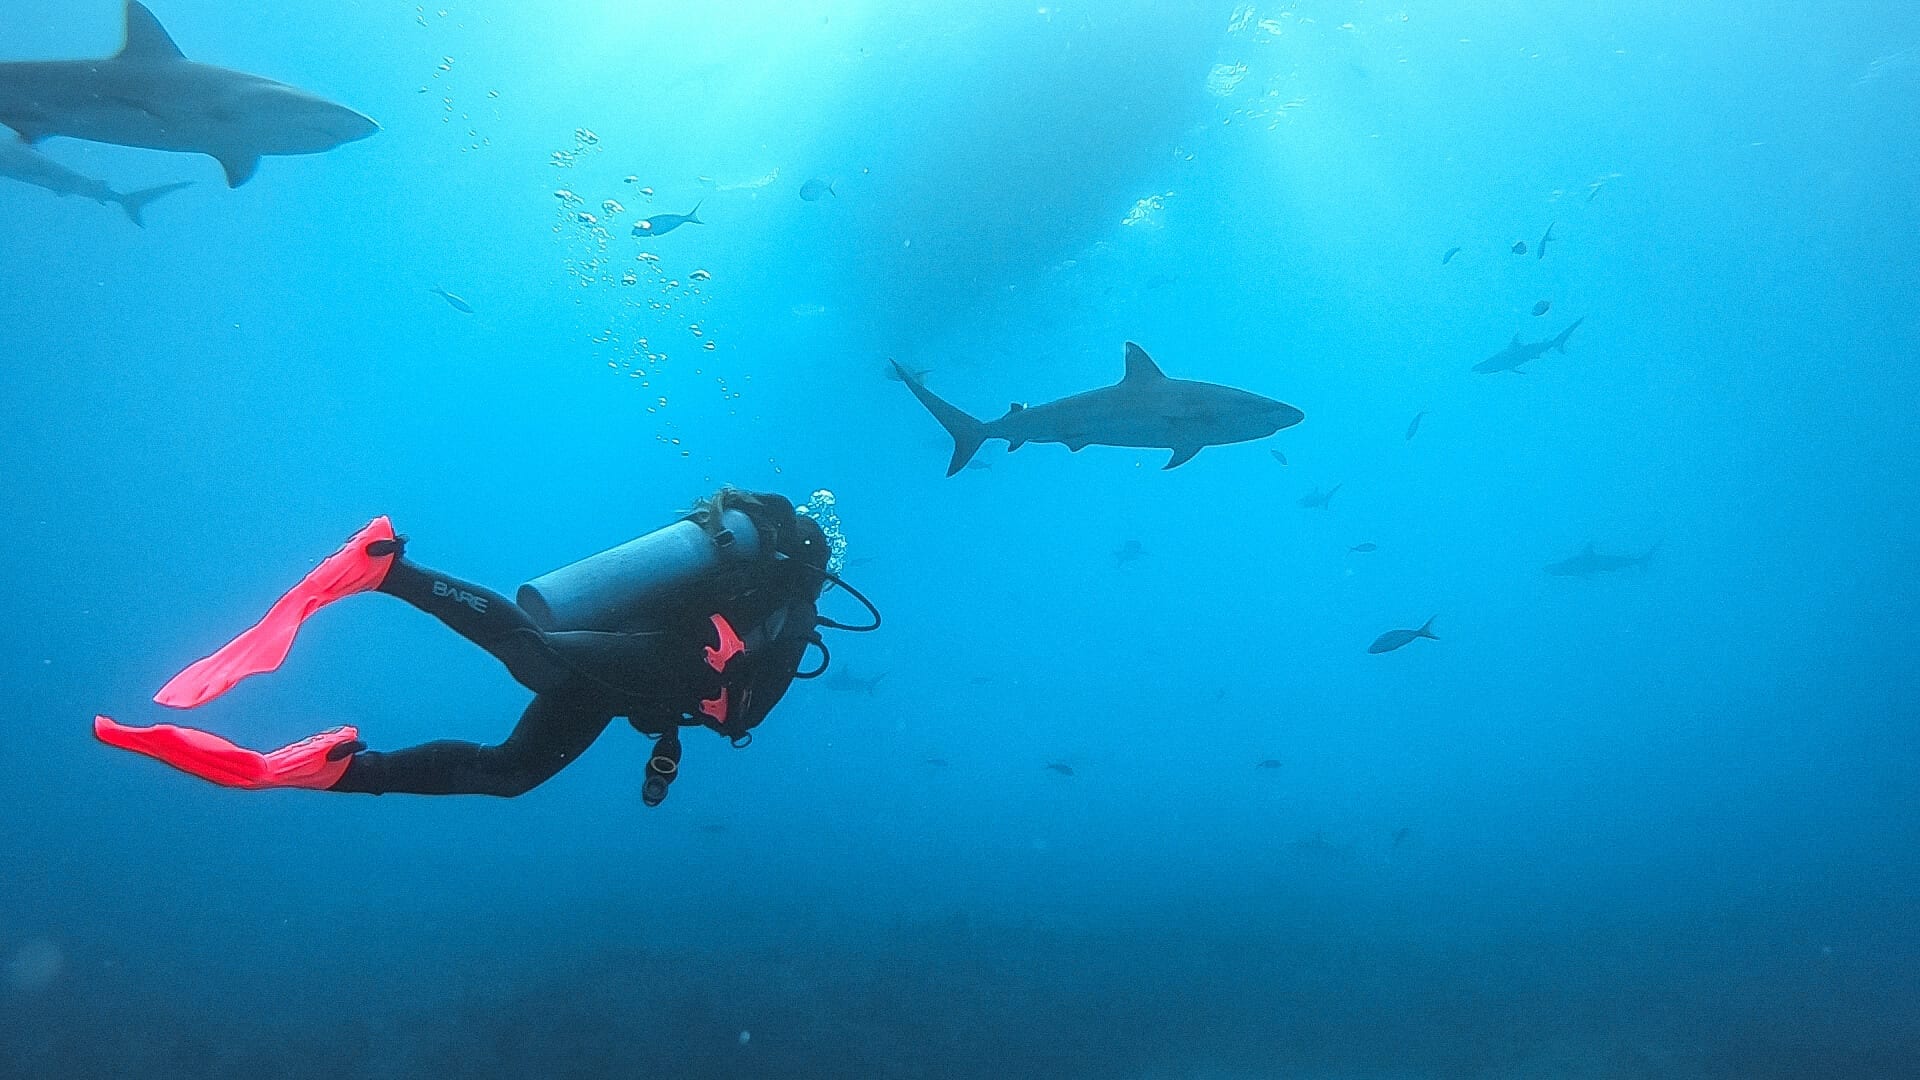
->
[[1553, 316, 1586, 353], [1326, 482, 1343, 506], [688, 200, 704, 224], [1418, 615, 1439, 640], [891, 361, 988, 477], [113, 181, 193, 227]]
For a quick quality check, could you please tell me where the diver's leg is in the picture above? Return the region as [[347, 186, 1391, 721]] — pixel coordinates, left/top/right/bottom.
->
[[376, 556, 576, 695], [329, 694, 615, 797]]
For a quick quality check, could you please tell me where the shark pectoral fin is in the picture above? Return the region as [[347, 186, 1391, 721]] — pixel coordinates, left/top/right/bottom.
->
[[1164, 446, 1202, 469], [215, 152, 260, 188], [10, 123, 52, 145], [120, 3, 188, 62]]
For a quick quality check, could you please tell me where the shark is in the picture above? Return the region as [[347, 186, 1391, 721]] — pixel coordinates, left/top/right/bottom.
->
[[1544, 541, 1659, 577], [893, 342, 1303, 475], [822, 668, 888, 695], [0, 2, 378, 188], [1297, 483, 1341, 509], [0, 138, 188, 224], [1472, 317, 1586, 374]]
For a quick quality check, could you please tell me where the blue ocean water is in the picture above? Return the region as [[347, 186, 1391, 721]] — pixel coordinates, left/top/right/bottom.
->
[[2, 1, 1917, 1076]]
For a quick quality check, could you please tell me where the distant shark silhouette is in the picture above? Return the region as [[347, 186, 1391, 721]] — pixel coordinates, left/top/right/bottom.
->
[[0, 139, 189, 224], [1297, 484, 1341, 510], [893, 343, 1303, 474], [1544, 541, 1659, 577], [822, 667, 888, 695], [0, 2, 378, 187], [1473, 318, 1585, 374]]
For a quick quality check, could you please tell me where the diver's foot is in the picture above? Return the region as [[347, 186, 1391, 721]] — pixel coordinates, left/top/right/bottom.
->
[[94, 716, 363, 790], [154, 517, 399, 709]]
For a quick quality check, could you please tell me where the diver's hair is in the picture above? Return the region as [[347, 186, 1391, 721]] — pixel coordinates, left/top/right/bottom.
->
[[687, 486, 771, 536]]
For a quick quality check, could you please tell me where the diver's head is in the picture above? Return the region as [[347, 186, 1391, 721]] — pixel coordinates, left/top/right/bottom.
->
[[790, 513, 831, 572]]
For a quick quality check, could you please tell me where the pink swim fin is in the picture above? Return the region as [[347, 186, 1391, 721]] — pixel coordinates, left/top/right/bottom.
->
[[155, 517, 398, 709], [93, 715, 362, 790]]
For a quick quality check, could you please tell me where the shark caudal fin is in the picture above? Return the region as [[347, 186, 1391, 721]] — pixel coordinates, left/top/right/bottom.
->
[[1417, 615, 1439, 640], [1552, 316, 1586, 353], [891, 361, 988, 476], [113, 181, 192, 227], [687, 201, 704, 224]]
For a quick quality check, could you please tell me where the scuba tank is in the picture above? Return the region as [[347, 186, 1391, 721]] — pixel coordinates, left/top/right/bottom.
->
[[516, 509, 766, 633]]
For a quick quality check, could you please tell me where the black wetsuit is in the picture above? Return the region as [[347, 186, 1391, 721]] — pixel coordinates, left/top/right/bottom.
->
[[331, 508, 827, 799]]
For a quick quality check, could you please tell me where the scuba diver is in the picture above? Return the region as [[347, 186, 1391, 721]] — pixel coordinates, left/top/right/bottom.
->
[[93, 489, 877, 806]]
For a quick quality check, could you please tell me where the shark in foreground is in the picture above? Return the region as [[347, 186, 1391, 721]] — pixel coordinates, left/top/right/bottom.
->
[[0, 138, 189, 225], [0, 2, 378, 187], [1472, 317, 1586, 374], [892, 343, 1304, 474], [1544, 541, 1660, 577]]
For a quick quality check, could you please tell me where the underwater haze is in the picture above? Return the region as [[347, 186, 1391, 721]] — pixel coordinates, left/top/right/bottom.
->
[[4, 0, 1919, 1077]]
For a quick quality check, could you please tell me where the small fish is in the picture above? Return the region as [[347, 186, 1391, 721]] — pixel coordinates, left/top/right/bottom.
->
[[1298, 484, 1342, 510], [1255, 759, 1283, 769], [1114, 539, 1145, 566], [632, 202, 703, 237], [1532, 299, 1552, 317], [799, 177, 836, 201], [1368, 616, 1439, 654], [922, 757, 950, 768], [1405, 410, 1426, 442], [1269, 447, 1288, 466], [964, 460, 993, 472], [1349, 543, 1377, 553], [1045, 762, 1076, 776], [1392, 826, 1413, 847], [429, 286, 473, 313], [1537, 222, 1555, 260], [623, 175, 640, 184], [1511, 240, 1527, 255], [1441, 246, 1461, 264]]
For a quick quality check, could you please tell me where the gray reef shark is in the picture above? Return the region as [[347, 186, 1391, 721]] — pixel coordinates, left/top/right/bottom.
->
[[0, 138, 188, 224], [893, 342, 1304, 475], [822, 668, 888, 695], [1473, 317, 1585, 374], [1544, 541, 1659, 577], [0, 2, 378, 187]]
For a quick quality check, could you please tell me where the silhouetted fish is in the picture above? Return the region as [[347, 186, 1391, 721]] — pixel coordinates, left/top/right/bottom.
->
[[1298, 484, 1342, 510], [1113, 539, 1145, 566], [922, 757, 950, 768], [1368, 616, 1438, 654], [1537, 221, 1555, 260], [1392, 826, 1413, 847], [1269, 447, 1288, 466], [1511, 240, 1527, 255], [633, 203, 702, 237], [1349, 543, 1377, 553], [1532, 299, 1551, 317], [1045, 762, 1075, 776], [1256, 759, 1283, 769], [1442, 246, 1461, 264], [799, 177, 836, 201], [430, 286, 473, 313], [1405, 410, 1426, 441], [963, 460, 993, 472]]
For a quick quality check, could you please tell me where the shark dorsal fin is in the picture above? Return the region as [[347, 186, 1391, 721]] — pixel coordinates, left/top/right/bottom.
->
[[1122, 342, 1167, 384], [120, 2, 186, 62], [1008, 402, 1025, 413]]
